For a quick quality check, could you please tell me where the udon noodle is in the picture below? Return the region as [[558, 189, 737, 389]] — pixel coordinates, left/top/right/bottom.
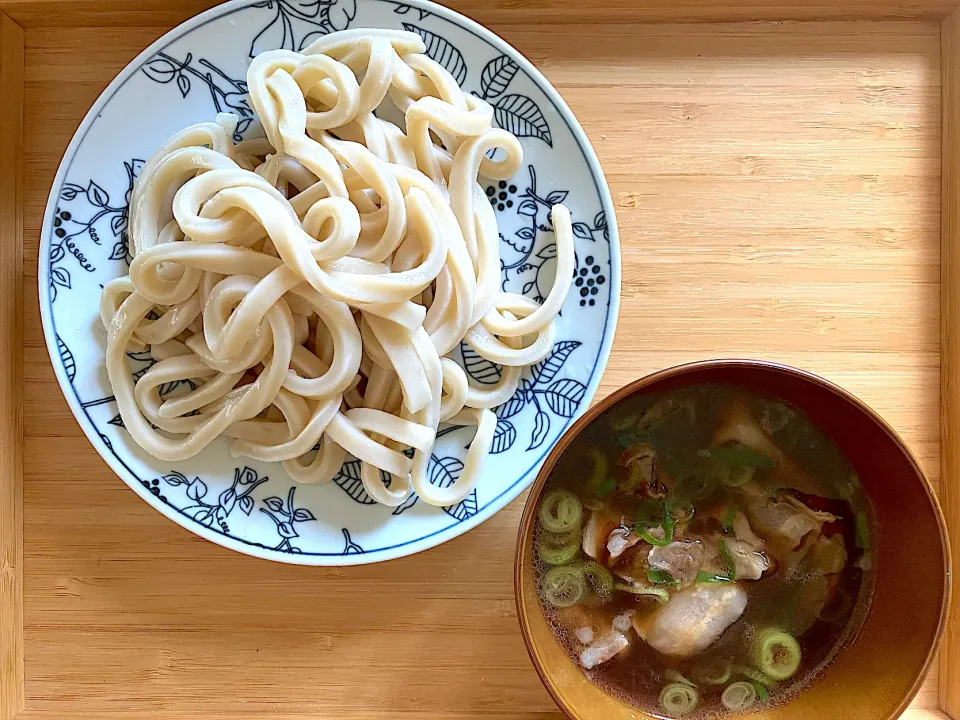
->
[[100, 28, 574, 508]]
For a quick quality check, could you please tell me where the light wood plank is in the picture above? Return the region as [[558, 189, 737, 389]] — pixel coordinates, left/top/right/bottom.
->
[[0, 11, 25, 720], [16, 15, 946, 720], [3, 0, 960, 28], [942, 8, 960, 720]]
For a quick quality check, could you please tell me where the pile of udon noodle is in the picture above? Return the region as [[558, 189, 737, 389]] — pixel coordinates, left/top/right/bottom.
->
[[101, 29, 574, 508]]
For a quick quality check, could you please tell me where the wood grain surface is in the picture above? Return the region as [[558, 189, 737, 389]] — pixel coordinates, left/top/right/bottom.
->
[[942, 8, 960, 719], [7, 7, 952, 720], [0, 11, 25, 720], [4, 0, 960, 28]]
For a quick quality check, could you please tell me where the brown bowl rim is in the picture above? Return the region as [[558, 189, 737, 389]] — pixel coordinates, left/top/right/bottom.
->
[[513, 358, 952, 720]]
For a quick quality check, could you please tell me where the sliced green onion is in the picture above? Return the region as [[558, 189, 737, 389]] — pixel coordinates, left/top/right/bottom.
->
[[753, 680, 770, 702], [659, 682, 699, 717], [536, 532, 580, 566], [538, 490, 582, 534], [696, 571, 733, 583], [586, 447, 608, 494], [718, 538, 736, 580], [611, 412, 638, 431], [721, 681, 757, 711], [542, 565, 587, 608], [647, 568, 680, 587], [733, 664, 777, 689], [665, 669, 697, 687], [755, 628, 802, 681], [721, 506, 736, 532], [596, 478, 617, 496], [638, 498, 675, 546], [724, 465, 754, 487], [702, 659, 732, 685], [710, 443, 775, 469], [855, 510, 871, 550], [614, 582, 670, 603], [582, 561, 614, 600]]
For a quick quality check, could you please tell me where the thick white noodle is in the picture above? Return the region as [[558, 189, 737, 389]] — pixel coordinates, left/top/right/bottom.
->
[[101, 30, 575, 507]]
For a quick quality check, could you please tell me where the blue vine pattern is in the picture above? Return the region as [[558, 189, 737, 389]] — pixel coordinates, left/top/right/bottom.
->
[[249, 0, 356, 57], [50, 159, 142, 301], [142, 53, 254, 141], [342, 528, 365, 554], [44, 0, 614, 558]]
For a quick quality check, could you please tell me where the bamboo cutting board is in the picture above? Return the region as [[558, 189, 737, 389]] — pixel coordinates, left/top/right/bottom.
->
[[2, 1, 959, 719]]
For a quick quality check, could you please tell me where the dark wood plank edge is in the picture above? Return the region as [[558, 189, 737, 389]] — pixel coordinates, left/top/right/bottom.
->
[[0, 10, 24, 720]]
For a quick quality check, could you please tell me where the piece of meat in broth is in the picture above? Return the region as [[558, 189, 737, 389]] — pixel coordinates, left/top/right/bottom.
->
[[579, 630, 630, 669], [607, 526, 641, 563], [641, 583, 748, 658], [647, 540, 707, 585], [743, 489, 826, 558], [724, 537, 770, 580], [582, 510, 621, 563]]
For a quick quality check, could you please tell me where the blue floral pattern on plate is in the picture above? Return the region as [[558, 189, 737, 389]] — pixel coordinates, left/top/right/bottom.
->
[[39, 0, 620, 565]]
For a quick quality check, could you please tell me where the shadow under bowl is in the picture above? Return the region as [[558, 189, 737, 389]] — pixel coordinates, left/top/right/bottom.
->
[[514, 360, 950, 720]]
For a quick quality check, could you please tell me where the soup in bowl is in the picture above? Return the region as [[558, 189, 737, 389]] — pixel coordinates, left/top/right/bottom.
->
[[514, 361, 949, 720]]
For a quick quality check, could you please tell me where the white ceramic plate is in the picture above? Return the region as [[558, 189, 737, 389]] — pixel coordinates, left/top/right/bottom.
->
[[39, 0, 620, 564]]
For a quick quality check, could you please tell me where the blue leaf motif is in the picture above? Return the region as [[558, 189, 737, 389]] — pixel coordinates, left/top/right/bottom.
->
[[186, 477, 207, 501], [238, 495, 255, 516], [218, 487, 237, 515], [536, 243, 557, 261], [429, 455, 464, 489], [142, 57, 177, 84], [332, 459, 378, 504], [493, 94, 552, 146], [595, 211, 607, 229], [531, 341, 581, 386], [57, 336, 76, 383], [426, 454, 477, 521], [251, 2, 296, 56], [60, 183, 83, 201], [516, 226, 535, 241], [542, 378, 587, 418], [461, 343, 502, 385], [236, 466, 260, 485], [490, 419, 516, 454], [110, 214, 127, 237], [529, 410, 550, 451], [51, 267, 71, 290], [545, 190, 569, 205], [496, 392, 525, 420], [176, 73, 191, 98], [86, 181, 109, 208], [481, 55, 519, 100], [572, 222, 593, 242], [445, 490, 478, 522], [293, 508, 316, 522], [162, 471, 189, 486], [392, 492, 419, 515], [402, 24, 467, 86], [517, 198, 538, 217], [277, 521, 299, 538], [183, 505, 215, 526], [263, 496, 285, 512]]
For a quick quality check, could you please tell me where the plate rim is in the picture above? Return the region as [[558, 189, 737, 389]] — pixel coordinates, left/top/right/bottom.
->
[[37, 0, 622, 566]]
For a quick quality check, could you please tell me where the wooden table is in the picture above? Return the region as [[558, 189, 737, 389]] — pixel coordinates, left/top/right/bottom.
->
[[1, 1, 957, 718]]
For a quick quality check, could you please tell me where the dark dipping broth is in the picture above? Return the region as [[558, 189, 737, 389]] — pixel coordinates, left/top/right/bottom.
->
[[533, 384, 875, 718]]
